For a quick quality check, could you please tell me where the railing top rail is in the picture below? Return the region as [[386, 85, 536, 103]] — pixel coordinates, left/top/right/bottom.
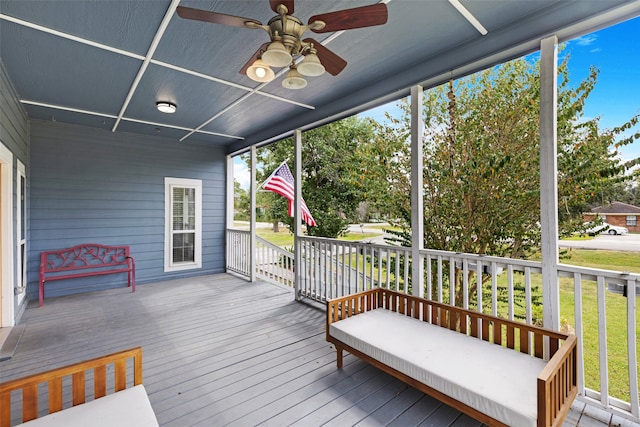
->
[[227, 228, 251, 234], [419, 248, 543, 269], [256, 235, 294, 258], [558, 262, 640, 281]]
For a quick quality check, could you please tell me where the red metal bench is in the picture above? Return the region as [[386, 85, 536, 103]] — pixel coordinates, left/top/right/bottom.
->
[[39, 243, 136, 307]]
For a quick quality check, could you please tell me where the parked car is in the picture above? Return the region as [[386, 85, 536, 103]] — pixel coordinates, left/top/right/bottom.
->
[[583, 222, 629, 236]]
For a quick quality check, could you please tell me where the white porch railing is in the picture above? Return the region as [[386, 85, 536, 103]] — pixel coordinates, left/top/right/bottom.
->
[[256, 236, 294, 288], [225, 229, 295, 288], [225, 229, 251, 277], [226, 230, 639, 422]]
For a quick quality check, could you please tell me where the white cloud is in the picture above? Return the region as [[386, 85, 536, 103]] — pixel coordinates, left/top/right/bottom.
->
[[234, 158, 250, 190], [574, 35, 598, 46]]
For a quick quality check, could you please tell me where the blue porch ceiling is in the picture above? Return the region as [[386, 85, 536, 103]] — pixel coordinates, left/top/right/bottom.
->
[[1, 0, 638, 153]]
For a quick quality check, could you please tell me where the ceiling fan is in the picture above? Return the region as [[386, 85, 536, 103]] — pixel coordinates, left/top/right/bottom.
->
[[176, 0, 388, 89]]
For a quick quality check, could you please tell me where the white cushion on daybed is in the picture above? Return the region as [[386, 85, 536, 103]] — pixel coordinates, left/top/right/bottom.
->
[[330, 308, 547, 427], [18, 384, 158, 427]]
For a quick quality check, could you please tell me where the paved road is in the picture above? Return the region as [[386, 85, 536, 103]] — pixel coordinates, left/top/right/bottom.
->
[[350, 223, 640, 252], [244, 221, 639, 252], [559, 233, 640, 252]]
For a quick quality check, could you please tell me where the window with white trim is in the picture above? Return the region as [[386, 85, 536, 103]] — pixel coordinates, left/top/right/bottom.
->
[[627, 215, 637, 226], [165, 177, 202, 272]]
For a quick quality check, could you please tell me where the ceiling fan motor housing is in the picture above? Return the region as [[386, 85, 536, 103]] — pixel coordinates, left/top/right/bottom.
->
[[267, 14, 305, 57]]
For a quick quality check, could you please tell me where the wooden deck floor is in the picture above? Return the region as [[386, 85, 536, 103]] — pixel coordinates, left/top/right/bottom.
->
[[0, 274, 634, 426]]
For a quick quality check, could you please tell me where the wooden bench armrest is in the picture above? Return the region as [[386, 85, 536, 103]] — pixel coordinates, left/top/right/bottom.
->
[[0, 347, 142, 427], [537, 335, 578, 427]]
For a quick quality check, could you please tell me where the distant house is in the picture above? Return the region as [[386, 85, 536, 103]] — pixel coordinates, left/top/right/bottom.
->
[[583, 201, 640, 233]]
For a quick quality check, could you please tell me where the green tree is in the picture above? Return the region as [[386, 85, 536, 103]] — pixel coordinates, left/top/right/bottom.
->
[[379, 55, 638, 308], [233, 180, 250, 221]]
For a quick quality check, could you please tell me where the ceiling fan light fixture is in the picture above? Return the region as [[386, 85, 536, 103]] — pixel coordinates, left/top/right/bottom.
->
[[297, 51, 325, 77], [282, 65, 307, 90], [156, 101, 177, 114], [247, 58, 275, 82], [262, 40, 293, 68]]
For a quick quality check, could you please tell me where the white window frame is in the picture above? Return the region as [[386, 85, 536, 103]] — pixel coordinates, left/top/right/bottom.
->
[[627, 215, 637, 226], [164, 177, 202, 272], [16, 160, 26, 297]]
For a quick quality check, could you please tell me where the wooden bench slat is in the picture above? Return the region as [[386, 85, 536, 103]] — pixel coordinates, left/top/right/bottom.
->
[[72, 371, 86, 405], [0, 391, 10, 427], [94, 365, 107, 399], [48, 377, 63, 413], [115, 359, 127, 391], [23, 384, 38, 422]]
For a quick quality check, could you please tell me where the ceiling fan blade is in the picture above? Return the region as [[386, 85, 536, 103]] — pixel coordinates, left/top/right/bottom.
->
[[269, 0, 294, 14], [303, 38, 347, 76], [239, 43, 270, 75], [176, 6, 261, 28], [308, 3, 388, 33]]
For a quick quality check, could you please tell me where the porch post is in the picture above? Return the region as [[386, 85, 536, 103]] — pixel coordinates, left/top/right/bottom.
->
[[225, 154, 234, 273], [411, 85, 425, 298], [249, 145, 257, 282], [294, 129, 302, 301], [539, 35, 560, 330]]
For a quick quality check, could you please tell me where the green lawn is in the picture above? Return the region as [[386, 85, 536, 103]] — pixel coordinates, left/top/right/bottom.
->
[[469, 250, 639, 402], [559, 250, 640, 402], [255, 228, 380, 247]]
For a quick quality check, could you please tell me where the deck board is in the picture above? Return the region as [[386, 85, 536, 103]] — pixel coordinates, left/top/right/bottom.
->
[[0, 273, 620, 426]]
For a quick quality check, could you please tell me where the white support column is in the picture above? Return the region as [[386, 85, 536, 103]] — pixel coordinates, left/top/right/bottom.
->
[[411, 85, 425, 298], [225, 155, 234, 273], [249, 146, 257, 282], [294, 129, 303, 301], [225, 155, 235, 229], [539, 35, 560, 330]]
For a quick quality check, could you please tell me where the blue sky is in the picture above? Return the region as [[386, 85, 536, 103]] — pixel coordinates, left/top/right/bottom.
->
[[361, 16, 640, 163], [564, 16, 640, 162], [236, 17, 640, 187]]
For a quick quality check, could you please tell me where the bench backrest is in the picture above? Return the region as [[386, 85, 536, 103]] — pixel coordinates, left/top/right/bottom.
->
[[327, 288, 570, 361], [41, 244, 131, 274], [0, 347, 142, 427]]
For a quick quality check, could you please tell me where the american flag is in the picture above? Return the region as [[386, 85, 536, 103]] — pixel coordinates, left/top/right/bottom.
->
[[263, 162, 316, 227]]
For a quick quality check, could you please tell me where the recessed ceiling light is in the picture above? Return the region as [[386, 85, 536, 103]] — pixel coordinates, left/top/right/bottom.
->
[[156, 101, 177, 114]]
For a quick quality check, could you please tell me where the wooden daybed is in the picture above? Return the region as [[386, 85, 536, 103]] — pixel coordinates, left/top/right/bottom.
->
[[0, 347, 157, 427], [326, 288, 578, 427]]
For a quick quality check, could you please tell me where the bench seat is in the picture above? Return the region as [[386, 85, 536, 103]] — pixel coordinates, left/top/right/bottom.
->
[[330, 308, 546, 427]]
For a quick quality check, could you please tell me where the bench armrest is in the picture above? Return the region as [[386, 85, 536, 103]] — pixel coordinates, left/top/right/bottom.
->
[[537, 335, 578, 427]]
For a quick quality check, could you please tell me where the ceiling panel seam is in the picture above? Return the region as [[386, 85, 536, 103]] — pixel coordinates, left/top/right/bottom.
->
[[0, 13, 145, 60], [112, 0, 181, 133], [447, 0, 488, 35], [20, 99, 244, 140]]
